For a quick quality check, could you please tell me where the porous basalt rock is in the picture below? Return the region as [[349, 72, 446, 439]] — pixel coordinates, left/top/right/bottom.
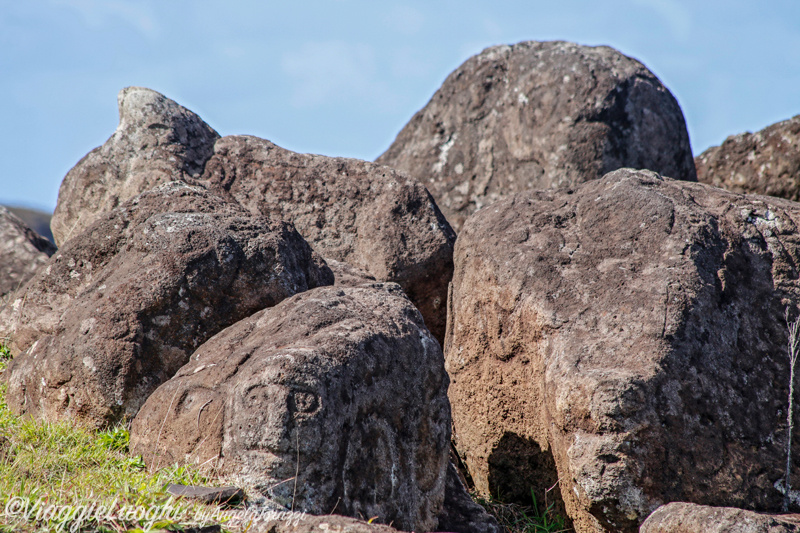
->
[[640, 502, 800, 533], [51, 87, 220, 246], [247, 513, 401, 533], [130, 284, 450, 532], [377, 40, 696, 231], [4, 182, 332, 426], [198, 135, 455, 343], [435, 462, 502, 533], [48, 86, 454, 344], [696, 114, 800, 200], [0, 206, 56, 300], [446, 168, 800, 532]]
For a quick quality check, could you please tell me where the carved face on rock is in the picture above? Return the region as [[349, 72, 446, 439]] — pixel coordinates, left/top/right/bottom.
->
[[222, 347, 332, 503]]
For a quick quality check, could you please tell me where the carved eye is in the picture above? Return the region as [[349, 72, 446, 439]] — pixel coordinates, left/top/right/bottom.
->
[[291, 390, 319, 414]]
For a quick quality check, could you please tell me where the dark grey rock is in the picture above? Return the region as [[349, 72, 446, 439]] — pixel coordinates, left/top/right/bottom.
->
[[436, 462, 501, 533], [3, 182, 332, 426], [0, 206, 56, 300], [51, 87, 220, 246], [197, 134, 455, 344], [166, 484, 244, 505], [696, 114, 800, 201], [377, 40, 697, 231], [131, 284, 451, 532]]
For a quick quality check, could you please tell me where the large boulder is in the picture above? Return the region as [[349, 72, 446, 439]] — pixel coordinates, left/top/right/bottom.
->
[[377, 40, 697, 231], [640, 502, 800, 533], [0, 206, 56, 300], [446, 168, 800, 532], [3, 182, 332, 426], [50, 87, 220, 246], [49, 87, 455, 343], [197, 135, 455, 343], [696, 114, 800, 200], [130, 284, 450, 532]]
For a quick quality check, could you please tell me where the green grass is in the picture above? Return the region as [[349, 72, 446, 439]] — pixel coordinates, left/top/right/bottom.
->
[[475, 489, 571, 533], [0, 340, 572, 532], [0, 345, 237, 533]]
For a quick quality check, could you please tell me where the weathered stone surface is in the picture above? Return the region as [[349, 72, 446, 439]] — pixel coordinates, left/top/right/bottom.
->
[[696, 115, 800, 200], [197, 135, 455, 343], [377, 40, 696, 231], [130, 284, 450, 532], [247, 513, 400, 533], [51, 87, 220, 246], [5, 206, 54, 245], [0, 206, 56, 300], [436, 462, 501, 533], [3, 182, 332, 426], [166, 484, 244, 504], [640, 502, 800, 533], [446, 169, 800, 532]]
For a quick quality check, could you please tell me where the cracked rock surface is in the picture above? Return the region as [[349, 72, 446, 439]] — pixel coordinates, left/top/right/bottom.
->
[[131, 284, 450, 532], [51, 87, 220, 246], [446, 168, 800, 532], [3, 182, 332, 426]]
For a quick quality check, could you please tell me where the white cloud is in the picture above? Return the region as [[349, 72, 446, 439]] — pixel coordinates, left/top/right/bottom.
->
[[281, 41, 398, 111], [49, 0, 158, 39]]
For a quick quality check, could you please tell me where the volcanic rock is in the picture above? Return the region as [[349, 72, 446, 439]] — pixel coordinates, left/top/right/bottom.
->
[[48, 86, 455, 343], [446, 168, 800, 532], [436, 462, 501, 533], [377, 40, 696, 231], [5, 206, 54, 244], [0, 206, 56, 300], [247, 513, 401, 533], [3, 182, 332, 426], [197, 135, 455, 343], [640, 502, 800, 533], [696, 114, 800, 200], [50, 87, 220, 246], [130, 284, 450, 532]]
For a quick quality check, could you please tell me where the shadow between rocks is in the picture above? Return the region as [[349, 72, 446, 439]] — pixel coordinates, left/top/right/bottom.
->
[[487, 432, 572, 528]]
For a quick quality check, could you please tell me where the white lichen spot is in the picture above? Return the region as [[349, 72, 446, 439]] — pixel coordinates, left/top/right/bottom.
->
[[432, 133, 457, 174], [83, 357, 97, 373], [80, 318, 96, 335], [152, 315, 171, 327], [517, 92, 529, 105], [454, 162, 464, 175]]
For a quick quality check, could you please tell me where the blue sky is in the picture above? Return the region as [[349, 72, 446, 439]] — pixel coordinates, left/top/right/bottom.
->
[[2, 1, 799, 212]]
